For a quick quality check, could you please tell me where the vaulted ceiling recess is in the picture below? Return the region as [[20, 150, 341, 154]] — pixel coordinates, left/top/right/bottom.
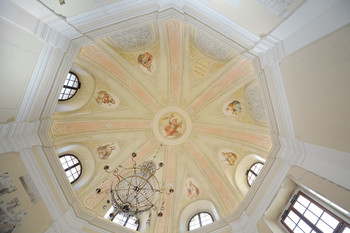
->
[[45, 0, 290, 232]]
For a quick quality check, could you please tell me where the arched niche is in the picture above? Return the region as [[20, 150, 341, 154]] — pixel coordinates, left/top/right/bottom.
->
[[235, 154, 265, 195], [179, 199, 219, 233], [55, 66, 95, 112], [56, 144, 96, 191]]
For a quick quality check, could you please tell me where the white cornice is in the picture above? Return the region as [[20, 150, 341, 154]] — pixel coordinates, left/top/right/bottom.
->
[[0, 121, 41, 153]]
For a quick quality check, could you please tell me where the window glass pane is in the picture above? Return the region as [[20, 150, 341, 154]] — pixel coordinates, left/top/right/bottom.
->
[[343, 227, 350, 233], [298, 219, 312, 233], [284, 217, 296, 230], [321, 212, 339, 229], [304, 210, 318, 224], [297, 195, 311, 208], [289, 211, 300, 224], [308, 203, 323, 217], [294, 202, 306, 214], [294, 226, 305, 233], [189, 213, 214, 231], [59, 154, 81, 183], [316, 220, 334, 233], [59, 72, 79, 100]]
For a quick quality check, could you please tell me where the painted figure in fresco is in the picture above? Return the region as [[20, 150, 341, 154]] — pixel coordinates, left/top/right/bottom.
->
[[96, 91, 116, 105], [0, 198, 27, 233], [226, 100, 242, 115], [163, 114, 183, 137], [97, 144, 116, 159], [221, 152, 237, 166], [0, 173, 17, 196], [138, 52, 153, 73], [186, 181, 199, 199]]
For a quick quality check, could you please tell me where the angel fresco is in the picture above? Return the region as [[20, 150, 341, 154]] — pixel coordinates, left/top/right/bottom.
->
[[0, 198, 27, 233], [96, 91, 116, 105], [160, 113, 184, 138], [185, 180, 199, 199], [226, 100, 242, 115], [220, 151, 237, 166], [97, 143, 116, 159], [0, 173, 17, 196], [138, 52, 156, 74]]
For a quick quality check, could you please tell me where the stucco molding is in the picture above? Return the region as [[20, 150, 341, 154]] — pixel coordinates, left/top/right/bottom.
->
[[0, 121, 41, 153], [19, 148, 64, 220]]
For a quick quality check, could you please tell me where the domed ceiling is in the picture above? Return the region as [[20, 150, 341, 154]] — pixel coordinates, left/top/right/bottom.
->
[[50, 19, 272, 232]]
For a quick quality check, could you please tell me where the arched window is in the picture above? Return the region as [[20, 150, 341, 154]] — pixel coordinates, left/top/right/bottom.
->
[[188, 212, 214, 231], [104, 207, 139, 231], [58, 72, 80, 101], [59, 154, 82, 184], [246, 162, 264, 186]]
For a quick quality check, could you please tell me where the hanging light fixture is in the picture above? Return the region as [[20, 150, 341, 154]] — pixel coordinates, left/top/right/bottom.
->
[[97, 144, 174, 225]]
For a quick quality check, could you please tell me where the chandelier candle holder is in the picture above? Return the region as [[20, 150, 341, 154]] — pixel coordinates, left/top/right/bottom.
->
[[97, 148, 174, 225]]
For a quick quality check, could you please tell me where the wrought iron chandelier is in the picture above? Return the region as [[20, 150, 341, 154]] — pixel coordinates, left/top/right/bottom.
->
[[97, 144, 174, 225]]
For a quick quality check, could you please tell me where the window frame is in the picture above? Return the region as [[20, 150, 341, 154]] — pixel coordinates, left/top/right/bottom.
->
[[59, 154, 82, 184], [188, 211, 214, 231], [111, 213, 139, 231], [246, 162, 264, 187], [280, 190, 350, 233], [58, 72, 81, 101]]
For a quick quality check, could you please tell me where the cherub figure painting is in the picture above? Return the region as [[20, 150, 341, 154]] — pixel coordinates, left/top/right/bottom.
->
[[160, 113, 184, 138], [0, 173, 17, 196], [138, 52, 156, 75], [185, 179, 199, 199], [226, 100, 242, 115], [97, 143, 116, 159], [96, 91, 116, 105], [0, 198, 27, 233], [220, 151, 237, 166]]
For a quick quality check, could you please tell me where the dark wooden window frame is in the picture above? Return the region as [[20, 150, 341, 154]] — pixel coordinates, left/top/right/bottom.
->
[[188, 211, 214, 231], [246, 162, 264, 187], [59, 154, 82, 184], [111, 213, 139, 231], [58, 72, 81, 101], [281, 191, 350, 233]]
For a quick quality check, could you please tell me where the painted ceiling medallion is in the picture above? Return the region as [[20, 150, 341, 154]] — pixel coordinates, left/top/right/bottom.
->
[[153, 107, 192, 146]]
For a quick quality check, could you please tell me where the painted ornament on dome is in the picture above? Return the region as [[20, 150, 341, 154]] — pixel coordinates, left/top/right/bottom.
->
[[219, 151, 237, 166], [225, 100, 242, 115], [138, 52, 156, 75], [159, 112, 185, 139], [96, 90, 118, 106], [97, 143, 118, 159], [185, 178, 200, 199]]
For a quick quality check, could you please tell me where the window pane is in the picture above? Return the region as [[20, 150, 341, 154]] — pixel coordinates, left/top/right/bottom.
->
[[294, 226, 305, 233], [321, 212, 339, 229], [284, 217, 296, 230], [294, 202, 306, 214], [316, 220, 334, 233], [59, 154, 81, 183], [59, 72, 79, 100], [308, 203, 323, 217], [304, 210, 318, 224], [289, 211, 300, 224], [298, 219, 312, 233], [297, 195, 311, 208], [343, 227, 350, 233], [189, 213, 214, 231]]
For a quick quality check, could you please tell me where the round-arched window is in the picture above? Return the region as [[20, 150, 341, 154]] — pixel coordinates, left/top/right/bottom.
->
[[112, 213, 139, 231], [104, 207, 139, 231], [246, 162, 264, 186], [59, 154, 82, 184], [58, 72, 80, 101], [188, 212, 214, 231]]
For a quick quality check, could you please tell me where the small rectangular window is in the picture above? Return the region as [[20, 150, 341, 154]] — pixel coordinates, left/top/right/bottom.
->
[[281, 191, 349, 233]]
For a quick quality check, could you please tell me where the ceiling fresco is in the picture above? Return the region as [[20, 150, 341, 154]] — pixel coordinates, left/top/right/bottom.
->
[[50, 19, 272, 232]]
